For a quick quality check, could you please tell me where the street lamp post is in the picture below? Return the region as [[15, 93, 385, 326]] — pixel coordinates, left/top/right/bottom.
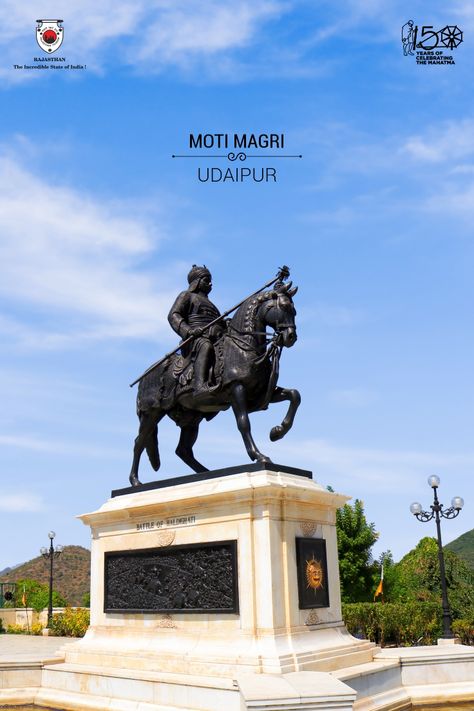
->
[[40, 531, 63, 628], [410, 476, 464, 639]]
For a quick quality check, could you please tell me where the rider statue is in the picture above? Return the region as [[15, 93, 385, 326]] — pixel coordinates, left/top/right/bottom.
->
[[168, 265, 223, 397]]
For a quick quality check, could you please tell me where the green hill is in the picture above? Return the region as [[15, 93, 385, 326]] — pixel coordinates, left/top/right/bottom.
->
[[0, 545, 90, 606], [445, 529, 474, 570]]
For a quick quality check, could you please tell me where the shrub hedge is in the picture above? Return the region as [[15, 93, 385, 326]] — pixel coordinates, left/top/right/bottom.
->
[[342, 601, 443, 646], [452, 619, 474, 646], [5, 622, 43, 635], [49, 607, 90, 637], [6, 623, 26, 634]]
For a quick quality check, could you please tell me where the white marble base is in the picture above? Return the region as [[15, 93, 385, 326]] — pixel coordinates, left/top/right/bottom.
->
[[2, 644, 473, 711], [70, 468, 374, 677], [337, 645, 474, 710], [2, 467, 474, 710], [8, 665, 357, 711]]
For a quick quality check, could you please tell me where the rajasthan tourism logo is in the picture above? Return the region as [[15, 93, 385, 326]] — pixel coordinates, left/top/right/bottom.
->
[[402, 21, 463, 65], [36, 19, 64, 54]]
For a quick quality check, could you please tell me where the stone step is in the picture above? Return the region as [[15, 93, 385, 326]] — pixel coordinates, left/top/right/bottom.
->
[[41, 663, 242, 711]]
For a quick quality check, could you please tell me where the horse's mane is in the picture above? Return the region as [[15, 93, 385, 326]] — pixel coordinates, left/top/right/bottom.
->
[[230, 283, 297, 334], [231, 290, 273, 333]]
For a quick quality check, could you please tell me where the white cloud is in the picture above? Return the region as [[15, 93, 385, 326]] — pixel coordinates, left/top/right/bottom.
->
[[0, 435, 60, 451], [397, 120, 474, 219], [0, 493, 44, 512], [0, 0, 285, 81], [0, 433, 126, 459], [300, 118, 474, 231], [402, 120, 474, 164], [134, 1, 283, 62], [199, 429, 474, 492], [453, 1, 474, 29], [0, 152, 179, 347], [266, 437, 474, 493], [424, 182, 474, 217]]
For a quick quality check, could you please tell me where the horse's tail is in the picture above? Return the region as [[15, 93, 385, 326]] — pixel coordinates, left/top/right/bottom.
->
[[145, 423, 159, 471]]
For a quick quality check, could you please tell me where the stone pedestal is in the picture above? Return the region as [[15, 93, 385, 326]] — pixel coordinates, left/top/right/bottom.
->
[[66, 464, 374, 678], [4, 464, 474, 711]]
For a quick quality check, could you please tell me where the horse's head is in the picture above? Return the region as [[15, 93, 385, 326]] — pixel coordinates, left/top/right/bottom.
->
[[259, 282, 298, 347]]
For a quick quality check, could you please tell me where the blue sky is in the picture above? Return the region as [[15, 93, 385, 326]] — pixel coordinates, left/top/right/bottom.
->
[[0, 0, 473, 571]]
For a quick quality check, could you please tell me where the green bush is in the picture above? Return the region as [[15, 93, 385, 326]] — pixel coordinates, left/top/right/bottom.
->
[[342, 601, 442, 646], [30, 622, 44, 635], [389, 538, 474, 621], [49, 607, 90, 637], [13, 578, 67, 612], [452, 619, 474, 645], [6, 623, 26, 634], [6, 622, 44, 635]]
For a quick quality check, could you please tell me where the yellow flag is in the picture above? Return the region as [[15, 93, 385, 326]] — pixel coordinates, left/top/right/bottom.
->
[[374, 563, 384, 600]]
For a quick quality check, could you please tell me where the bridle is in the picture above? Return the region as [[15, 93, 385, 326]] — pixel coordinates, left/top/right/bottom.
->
[[259, 293, 296, 336], [226, 292, 295, 348]]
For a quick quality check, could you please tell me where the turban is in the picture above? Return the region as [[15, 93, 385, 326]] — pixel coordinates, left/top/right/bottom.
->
[[187, 265, 211, 292]]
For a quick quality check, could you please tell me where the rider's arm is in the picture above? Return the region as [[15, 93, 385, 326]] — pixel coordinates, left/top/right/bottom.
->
[[168, 291, 192, 339]]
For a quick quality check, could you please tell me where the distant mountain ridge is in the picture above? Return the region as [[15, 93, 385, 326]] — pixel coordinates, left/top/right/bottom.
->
[[0, 560, 23, 577], [445, 528, 474, 569], [0, 545, 90, 606], [0, 566, 16, 577]]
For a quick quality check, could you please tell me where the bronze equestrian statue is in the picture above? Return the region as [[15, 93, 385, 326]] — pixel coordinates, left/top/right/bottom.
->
[[129, 266, 300, 485]]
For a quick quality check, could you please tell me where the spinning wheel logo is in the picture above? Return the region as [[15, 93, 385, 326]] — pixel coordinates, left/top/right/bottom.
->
[[36, 19, 64, 53], [401, 20, 463, 63], [439, 26, 464, 50]]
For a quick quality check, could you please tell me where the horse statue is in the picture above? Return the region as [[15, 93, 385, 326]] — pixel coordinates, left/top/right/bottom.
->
[[129, 280, 300, 485]]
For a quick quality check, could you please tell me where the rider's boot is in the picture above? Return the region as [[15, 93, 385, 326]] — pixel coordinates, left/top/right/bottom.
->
[[193, 354, 220, 398]]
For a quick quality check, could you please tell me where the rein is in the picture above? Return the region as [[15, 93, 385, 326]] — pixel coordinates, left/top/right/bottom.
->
[[220, 291, 292, 406], [225, 324, 283, 409]]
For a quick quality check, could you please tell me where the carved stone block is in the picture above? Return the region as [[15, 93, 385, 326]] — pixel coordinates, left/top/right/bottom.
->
[[295, 537, 330, 610], [104, 540, 239, 614]]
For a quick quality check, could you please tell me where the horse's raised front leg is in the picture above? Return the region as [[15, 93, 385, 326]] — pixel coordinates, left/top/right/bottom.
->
[[129, 411, 161, 486], [231, 383, 271, 464], [175, 422, 209, 473], [269, 386, 301, 441]]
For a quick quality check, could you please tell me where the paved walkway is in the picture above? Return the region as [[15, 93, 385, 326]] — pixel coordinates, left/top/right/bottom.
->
[[0, 634, 76, 663]]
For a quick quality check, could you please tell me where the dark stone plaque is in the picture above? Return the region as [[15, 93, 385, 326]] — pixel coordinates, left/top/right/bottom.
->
[[295, 537, 330, 610], [104, 540, 239, 614]]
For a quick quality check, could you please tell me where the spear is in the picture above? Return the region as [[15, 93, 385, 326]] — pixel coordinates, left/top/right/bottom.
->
[[129, 265, 290, 387]]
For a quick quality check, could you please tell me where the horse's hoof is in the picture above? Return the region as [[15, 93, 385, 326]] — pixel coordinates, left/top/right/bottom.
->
[[270, 425, 284, 442], [256, 454, 272, 464], [129, 475, 141, 487]]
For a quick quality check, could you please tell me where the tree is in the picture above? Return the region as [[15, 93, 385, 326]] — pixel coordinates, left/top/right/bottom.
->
[[389, 537, 474, 620], [336, 499, 379, 602], [14, 578, 67, 612]]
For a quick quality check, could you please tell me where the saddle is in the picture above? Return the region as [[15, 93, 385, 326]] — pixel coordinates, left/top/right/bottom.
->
[[172, 354, 195, 393], [136, 353, 190, 413], [137, 344, 223, 414]]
